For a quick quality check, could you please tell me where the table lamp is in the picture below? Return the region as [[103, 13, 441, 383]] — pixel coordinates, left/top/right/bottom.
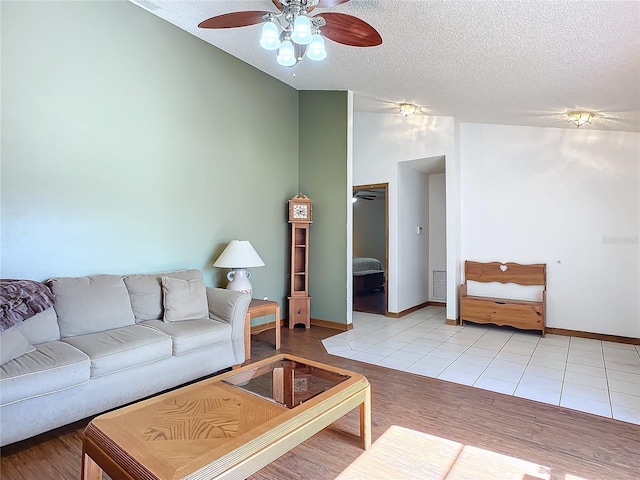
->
[[213, 240, 265, 295]]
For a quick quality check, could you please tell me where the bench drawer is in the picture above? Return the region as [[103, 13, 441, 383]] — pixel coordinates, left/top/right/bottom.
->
[[461, 297, 544, 330]]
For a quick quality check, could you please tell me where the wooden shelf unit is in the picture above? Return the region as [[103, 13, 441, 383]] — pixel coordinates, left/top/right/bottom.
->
[[290, 224, 309, 297], [460, 261, 546, 336]]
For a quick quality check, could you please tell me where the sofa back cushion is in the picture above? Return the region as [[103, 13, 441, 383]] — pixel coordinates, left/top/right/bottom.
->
[[46, 275, 135, 338], [16, 307, 60, 344], [123, 269, 203, 322]]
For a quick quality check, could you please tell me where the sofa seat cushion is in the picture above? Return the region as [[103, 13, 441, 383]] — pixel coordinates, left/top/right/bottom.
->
[[141, 319, 231, 355], [63, 325, 172, 378], [0, 341, 90, 406]]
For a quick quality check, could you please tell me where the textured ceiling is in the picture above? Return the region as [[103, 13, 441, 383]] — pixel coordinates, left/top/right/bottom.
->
[[131, 0, 640, 132]]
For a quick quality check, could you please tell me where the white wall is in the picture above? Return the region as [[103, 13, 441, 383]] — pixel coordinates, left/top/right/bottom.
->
[[460, 123, 640, 338], [398, 165, 430, 309], [1, 1, 299, 310], [429, 174, 447, 301], [353, 113, 457, 315]]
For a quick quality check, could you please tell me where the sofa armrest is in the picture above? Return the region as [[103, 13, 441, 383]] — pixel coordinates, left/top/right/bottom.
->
[[206, 287, 251, 363]]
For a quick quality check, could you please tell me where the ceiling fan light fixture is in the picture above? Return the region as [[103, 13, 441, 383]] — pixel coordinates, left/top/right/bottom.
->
[[277, 39, 297, 67], [306, 33, 327, 61], [399, 103, 417, 116], [291, 15, 313, 45], [260, 20, 281, 50], [199, 1, 382, 68], [567, 111, 595, 128]]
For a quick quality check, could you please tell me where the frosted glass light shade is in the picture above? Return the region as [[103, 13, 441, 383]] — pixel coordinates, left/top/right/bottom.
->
[[214, 240, 265, 268], [306, 33, 326, 61], [399, 103, 417, 116], [260, 20, 281, 50], [291, 15, 312, 45], [277, 39, 296, 66], [567, 111, 594, 127]]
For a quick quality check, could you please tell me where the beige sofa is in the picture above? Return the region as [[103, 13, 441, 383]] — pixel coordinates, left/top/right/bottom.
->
[[0, 269, 250, 447]]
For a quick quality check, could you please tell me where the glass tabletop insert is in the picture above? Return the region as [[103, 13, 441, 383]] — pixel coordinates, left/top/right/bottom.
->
[[223, 358, 351, 408]]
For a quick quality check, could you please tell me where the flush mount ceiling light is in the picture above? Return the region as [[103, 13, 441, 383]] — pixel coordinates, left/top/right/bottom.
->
[[399, 103, 418, 116], [198, 0, 382, 68], [567, 111, 595, 128]]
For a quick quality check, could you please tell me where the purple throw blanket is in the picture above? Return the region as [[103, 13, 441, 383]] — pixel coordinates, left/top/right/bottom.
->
[[0, 279, 55, 331]]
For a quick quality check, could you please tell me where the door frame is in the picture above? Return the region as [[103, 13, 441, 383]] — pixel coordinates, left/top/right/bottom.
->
[[352, 182, 389, 316]]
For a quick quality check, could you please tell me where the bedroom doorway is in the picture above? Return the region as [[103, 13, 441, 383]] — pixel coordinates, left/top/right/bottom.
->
[[352, 183, 388, 315]]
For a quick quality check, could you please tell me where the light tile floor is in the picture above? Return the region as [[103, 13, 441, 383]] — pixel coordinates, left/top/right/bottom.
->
[[322, 307, 640, 425]]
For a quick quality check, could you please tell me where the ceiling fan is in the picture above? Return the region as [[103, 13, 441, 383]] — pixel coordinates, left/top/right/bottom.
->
[[353, 191, 377, 201], [198, 0, 382, 67]]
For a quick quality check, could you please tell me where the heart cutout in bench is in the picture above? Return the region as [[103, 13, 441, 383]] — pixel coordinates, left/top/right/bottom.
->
[[500, 264, 508, 272]]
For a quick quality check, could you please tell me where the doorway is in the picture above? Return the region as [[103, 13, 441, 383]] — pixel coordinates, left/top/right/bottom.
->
[[352, 183, 388, 315]]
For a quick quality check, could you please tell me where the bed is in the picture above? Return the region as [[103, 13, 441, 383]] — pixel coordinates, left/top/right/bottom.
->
[[353, 257, 386, 293]]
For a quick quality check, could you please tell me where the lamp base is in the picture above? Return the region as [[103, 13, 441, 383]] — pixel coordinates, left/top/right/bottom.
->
[[226, 269, 253, 295]]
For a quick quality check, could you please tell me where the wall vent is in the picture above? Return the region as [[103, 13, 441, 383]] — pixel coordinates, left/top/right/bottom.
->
[[433, 270, 446, 301]]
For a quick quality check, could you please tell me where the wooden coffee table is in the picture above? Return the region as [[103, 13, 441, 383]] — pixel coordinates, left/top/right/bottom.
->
[[81, 354, 371, 480]]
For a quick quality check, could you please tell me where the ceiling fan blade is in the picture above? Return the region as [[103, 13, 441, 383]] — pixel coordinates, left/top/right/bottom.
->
[[198, 11, 271, 29], [271, 0, 283, 10], [317, 13, 382, 47]]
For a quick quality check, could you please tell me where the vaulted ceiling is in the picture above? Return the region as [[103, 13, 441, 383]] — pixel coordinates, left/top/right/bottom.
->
[[131, 0, 640, 132]]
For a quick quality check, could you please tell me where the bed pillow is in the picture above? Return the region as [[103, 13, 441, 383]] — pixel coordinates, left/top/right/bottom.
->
[[1, 327, 36, 365], [161, 276, 209, 322]]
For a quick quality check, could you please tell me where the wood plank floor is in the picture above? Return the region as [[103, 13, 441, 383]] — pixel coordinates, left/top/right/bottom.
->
[[2, 325, 639, 480]]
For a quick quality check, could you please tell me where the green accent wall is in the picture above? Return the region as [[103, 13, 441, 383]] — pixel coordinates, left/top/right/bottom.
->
[[298, 91, 349, 325], [1, 1, 298, 315]]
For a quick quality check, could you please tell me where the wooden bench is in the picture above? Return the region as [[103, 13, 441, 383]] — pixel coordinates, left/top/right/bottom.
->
[[460, 260, 546, 336]]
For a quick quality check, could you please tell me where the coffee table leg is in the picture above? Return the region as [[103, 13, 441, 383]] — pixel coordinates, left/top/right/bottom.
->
[[244, 311, 251, 361], [82, 452, 102, 480], [360, 387, 371, 450], [275, 304, 281, 350]]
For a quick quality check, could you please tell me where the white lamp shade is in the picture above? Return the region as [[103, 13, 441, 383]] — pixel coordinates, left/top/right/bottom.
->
[[214, 240, 265, 268], [277, 39, 296, 67], [260, 20, 281, 50], [306, 33, 326, 61], [291, 15, 312, 45]]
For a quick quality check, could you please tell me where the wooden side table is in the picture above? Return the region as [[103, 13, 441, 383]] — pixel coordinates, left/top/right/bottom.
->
[[244, 299, 281, 360]]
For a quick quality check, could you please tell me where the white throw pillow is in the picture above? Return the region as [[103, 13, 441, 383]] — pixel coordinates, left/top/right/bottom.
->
[[161, 276, 209, 322], [1, 327, 36, 365]]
